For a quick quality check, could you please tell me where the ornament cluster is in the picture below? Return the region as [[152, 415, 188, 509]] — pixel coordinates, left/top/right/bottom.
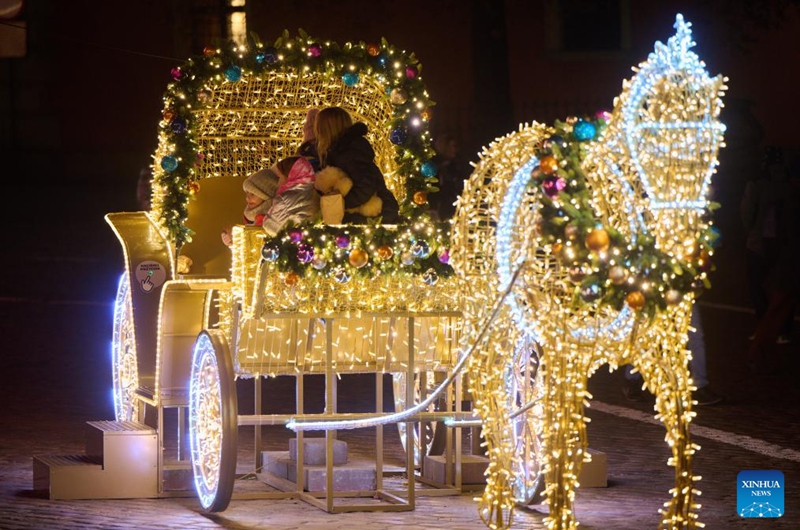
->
[[261, 222, 453, 285], [531, 114, 720, 319]]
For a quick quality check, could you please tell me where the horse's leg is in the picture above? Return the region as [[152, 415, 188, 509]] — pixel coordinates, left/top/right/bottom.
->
[[540, 341, 592, 530], [469, 325, 519, 529], [636, 310, 700, 530]]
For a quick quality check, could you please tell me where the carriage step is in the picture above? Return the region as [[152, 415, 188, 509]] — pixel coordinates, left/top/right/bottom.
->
[[261, 451, 376, 492], [32, 420, 159, 499], [422, 448, 607, 489], [423, 454, 489, 486], [289, 438, 348, 465]]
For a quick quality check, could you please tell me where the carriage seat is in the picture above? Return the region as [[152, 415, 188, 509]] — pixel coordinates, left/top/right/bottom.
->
[[180, 174, 248, 278]]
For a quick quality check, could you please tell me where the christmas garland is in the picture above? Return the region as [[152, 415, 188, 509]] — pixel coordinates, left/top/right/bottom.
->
[[531, 115, 719, 320], [261, 219, 453, 286], [153, 29, 441, 248]]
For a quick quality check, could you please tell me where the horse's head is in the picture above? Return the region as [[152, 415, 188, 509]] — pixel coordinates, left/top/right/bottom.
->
[[593, 14, 727, 257]]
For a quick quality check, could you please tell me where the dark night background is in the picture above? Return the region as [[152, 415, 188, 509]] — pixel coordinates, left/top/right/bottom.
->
[[1, 0, 799, 312], [1, 2, 800, 528]]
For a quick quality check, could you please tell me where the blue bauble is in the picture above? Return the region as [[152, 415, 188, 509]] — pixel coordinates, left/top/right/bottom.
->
[[225, 64, 242, 82], [708, 226, 722, 248], [255, 52, 266, 64], [342, 72, 359, 87], [390, 127, 408, 145], [422, 268, 439, 286], [333, 266, 350, 284], [160, 155, 178, 172], [421, 161, 438, 178], [170, 116, 187, 134], [580, 283, 602, 302], [263, 47, 278, 64], [543, 134, 566, 151], [573, 120, 596, 141], [411, 240, 430, 259], [261, 244, 279, 262]]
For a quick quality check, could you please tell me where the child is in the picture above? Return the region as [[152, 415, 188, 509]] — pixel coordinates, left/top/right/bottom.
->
[[313, 106, 399, 224], [261, 156, 320, 236], [221, 165, 279, 246]]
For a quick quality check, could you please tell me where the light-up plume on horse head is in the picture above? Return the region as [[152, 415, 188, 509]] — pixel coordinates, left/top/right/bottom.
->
[[588, 14, 727, 258]]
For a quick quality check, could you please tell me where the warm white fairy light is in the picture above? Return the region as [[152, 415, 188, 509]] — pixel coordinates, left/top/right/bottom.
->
[[451, 13, 725, 530]]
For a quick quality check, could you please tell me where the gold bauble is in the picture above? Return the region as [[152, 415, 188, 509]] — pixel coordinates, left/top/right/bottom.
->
[[413, 191, 428, 205], [608, 265, 627, 285], [697, 250, 712, 271], [188, 181, 201, 195], [377, 245, 394, 260], [390, 88, 408, 105], [585, 228, 610, 252], [626, 291, 646, 310], [552, 242, 563, 255], [284, 272, 299, 286], [163, 108, 176, 122], [421, 108, 432, 121], [348, 248, 369, 268], [539, 155, 559, 175], [366, 43, 380, 56], [665, 289, 683, 305]]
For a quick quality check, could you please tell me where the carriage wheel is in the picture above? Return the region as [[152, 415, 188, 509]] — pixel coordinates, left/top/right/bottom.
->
[[393, 372, 446, 467], [507, 338, 546, 505], [111, 273, 139, 422], [189, 330, 238, 512]]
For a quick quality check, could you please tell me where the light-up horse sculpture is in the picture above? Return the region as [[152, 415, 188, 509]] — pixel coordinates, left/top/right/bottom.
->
[[451, 15, 726, 530]]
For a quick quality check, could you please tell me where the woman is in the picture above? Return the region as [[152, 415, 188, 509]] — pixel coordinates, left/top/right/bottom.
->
[[314, 106, 400, 223]]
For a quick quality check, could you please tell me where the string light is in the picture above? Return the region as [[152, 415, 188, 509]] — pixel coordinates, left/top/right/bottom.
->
[[451, 14, 725, 530]]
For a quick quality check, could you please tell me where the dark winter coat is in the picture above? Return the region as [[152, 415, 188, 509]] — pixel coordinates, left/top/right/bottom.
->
[[324, 122, 400, 224]]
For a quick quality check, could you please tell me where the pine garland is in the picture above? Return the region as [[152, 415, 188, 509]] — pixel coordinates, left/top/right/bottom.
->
[[531, 117, 719, 319]]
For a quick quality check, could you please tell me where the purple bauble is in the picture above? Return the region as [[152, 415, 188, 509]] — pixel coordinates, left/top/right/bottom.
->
[[308, 43, 322, 57], [296, 244, 314, 263], [288, 229, 303, 243], [438, 248, 450, 264], [542, 176, 566, 198], [405, 65, 418, 79], [594, 109, 612, 122], [170, 67, 182, 80], [335, 234, 350, 248]]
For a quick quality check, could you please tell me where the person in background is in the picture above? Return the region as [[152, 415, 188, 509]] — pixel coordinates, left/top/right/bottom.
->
[[747, 154, 800, 372], [741, 146, 794, 345], [137, 166, 153, 210], [313, 106, 399, 224], [428, 132, 469, 220]]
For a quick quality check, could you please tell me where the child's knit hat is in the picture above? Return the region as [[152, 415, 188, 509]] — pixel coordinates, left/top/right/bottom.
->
[[243, 167, 280, 200]]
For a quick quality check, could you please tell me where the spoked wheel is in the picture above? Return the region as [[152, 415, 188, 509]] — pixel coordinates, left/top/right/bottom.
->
[[506, 337, 546, 505], [189, 330, 238, 512], [393, 371, 447, 467], [111, 273, 139, 422]]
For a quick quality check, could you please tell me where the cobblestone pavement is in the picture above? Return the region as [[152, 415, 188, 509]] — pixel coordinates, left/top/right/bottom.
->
[[1, 185, 799, 529]]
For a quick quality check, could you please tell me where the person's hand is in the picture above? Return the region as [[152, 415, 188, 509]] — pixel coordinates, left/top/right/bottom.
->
[[221, 229, 233, 247]]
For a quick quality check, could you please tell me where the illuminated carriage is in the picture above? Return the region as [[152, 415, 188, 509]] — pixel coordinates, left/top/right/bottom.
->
[[106, 32, 542, 516]]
